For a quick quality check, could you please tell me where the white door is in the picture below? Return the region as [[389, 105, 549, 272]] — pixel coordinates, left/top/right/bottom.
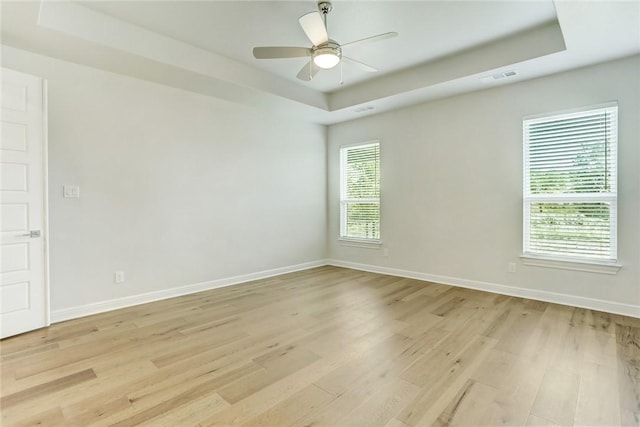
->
[[0, 68, 48, 338]]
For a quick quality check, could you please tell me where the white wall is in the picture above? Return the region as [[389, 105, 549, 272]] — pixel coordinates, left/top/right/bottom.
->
[[328, 55, 640, 313], [2, 47, 327, 315]]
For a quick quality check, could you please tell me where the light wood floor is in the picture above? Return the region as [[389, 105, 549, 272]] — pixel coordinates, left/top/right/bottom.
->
[[1, 266, 639, 426]]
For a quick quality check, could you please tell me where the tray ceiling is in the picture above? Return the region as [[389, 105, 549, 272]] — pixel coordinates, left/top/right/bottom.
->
[[1, 1, 639, 124]]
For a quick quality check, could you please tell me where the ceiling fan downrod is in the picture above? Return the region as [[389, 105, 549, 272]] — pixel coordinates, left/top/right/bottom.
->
[[318, 1, 332, 30]]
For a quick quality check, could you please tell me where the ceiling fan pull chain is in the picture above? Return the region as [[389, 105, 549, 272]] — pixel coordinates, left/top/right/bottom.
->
[[340, 61, 344, 85]]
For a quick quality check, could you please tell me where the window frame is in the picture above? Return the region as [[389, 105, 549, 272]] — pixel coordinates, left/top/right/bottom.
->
[[339, 140, 381, 245], [521, 102, 620, 273]]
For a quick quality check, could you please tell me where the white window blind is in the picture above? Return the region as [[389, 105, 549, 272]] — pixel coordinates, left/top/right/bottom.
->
[[340, 142, 380, 241], [523, 104, 617, 262]]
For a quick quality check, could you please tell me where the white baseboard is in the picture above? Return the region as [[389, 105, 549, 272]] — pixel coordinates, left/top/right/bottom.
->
[[51, 258, 639, 323], [327, 259, 640, 318], [51, 260, 328, 323]]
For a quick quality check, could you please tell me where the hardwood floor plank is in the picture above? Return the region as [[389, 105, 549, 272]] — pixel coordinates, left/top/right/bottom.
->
[[7, 406, 65, 427], [616, 323, 640, 425], [397, 334, 498, 426], [530, 367, 580, 425], [62, 395, 135, 426], [338, 378, 420, 427], [583, 327, 617, 366], [434, 380, 501, 427], [137, 391, 229, 426], [0, 368, 96, 409], [293, 375, 400, 427], [383, 418, 412, 427], [0, 342, 60, 363], [399, 322, 492, 387], [218, 345, 320, 404], [239, 384, 333, 427], [479, 298, 527, 339], [110, 374, 241, 426], [129, 361, 262, 410], [547, 319, 586, 376], [11, 322, 182, 380], [313, 333, 418, 396], [492, 306, 545, 356], [526, 413, 561, 426], [199, 362, 337, 425], [150, 327, 249, 368], [574, 361, 620, 426]]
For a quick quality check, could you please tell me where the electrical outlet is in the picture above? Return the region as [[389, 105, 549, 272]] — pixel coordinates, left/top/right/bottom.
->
[[508, 262, 516, 273], [114, 271, 125, 283]]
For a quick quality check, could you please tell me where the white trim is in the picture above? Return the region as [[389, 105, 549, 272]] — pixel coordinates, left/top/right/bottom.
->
[[51, 260, 328, 323], [341, 198, 380, 203], [338, 238, 382, 248], [523, 101, 619, 121], [339, 140, 380, 150], [525, 193, 617, 202], [42, 78, 51, 327], [326, 259, 639, 318], [520, 254, 621, 274]]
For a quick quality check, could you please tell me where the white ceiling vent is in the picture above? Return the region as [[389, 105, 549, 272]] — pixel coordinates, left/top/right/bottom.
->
[[353, 105, 375, 113], [480, 70, 518, 84]]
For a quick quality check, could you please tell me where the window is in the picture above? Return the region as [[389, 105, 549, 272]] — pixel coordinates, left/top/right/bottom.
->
[[340, 141, 380, 242], [523, 104, 618, 264]]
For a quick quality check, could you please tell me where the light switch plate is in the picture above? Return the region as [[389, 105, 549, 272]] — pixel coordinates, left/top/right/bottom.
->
[[63, 185, 80, 198]]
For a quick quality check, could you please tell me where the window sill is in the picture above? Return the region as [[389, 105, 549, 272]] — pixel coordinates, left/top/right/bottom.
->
[[338, 238, 382, 249], [520, 254, 621, 275]]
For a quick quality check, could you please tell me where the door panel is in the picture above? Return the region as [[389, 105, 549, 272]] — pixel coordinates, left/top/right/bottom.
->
[[1, 68, 48, 338], [1, 121, 28, 151]]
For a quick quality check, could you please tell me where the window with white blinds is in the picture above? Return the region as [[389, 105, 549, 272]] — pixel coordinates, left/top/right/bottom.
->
[[340, 142, 380, 241], [523, 104, 618, 262]]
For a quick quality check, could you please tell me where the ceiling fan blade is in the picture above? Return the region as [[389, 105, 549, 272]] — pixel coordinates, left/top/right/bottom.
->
[[342, 56, 378, 73], [296, 61, 320, 81], [299, 11, 329, 46], [341, 32, 398, 49], [253, 46, 312, 59]]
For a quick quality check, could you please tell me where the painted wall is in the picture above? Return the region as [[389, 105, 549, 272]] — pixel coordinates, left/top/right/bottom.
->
[[2, 47, 327, 314], [328, 55, 640, 312]]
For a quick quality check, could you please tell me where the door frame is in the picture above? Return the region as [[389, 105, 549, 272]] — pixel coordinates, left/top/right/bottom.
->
[[42, 77, 51, 329]]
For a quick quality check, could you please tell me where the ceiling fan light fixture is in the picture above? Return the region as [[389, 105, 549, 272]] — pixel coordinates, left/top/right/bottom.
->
[[313, 51, 340, 69], [312, 43, 342, 69]]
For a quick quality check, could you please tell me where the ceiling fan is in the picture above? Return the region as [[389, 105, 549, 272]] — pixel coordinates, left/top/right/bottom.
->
[[252, 1, 398, 82]]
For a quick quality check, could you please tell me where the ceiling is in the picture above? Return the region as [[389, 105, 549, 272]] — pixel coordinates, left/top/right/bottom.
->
[[1, 1, 639, 124]]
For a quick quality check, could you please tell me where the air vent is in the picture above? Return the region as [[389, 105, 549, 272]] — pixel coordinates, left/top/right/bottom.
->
[[480, 70, 518, 84], [354, 106, 375, 113]]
